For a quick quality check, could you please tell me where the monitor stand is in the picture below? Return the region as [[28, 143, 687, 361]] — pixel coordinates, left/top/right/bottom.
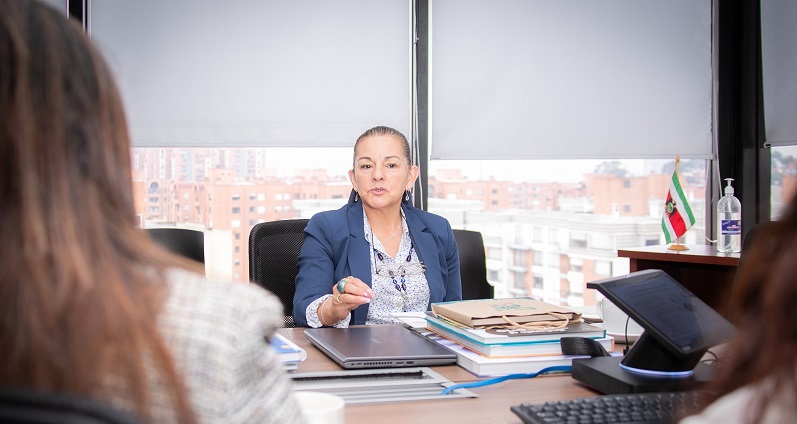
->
[[572, 356, 716, 394]]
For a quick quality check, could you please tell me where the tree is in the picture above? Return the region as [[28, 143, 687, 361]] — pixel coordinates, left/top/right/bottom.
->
[[594, 161, 629, 177], [771, 150, 796, 185]]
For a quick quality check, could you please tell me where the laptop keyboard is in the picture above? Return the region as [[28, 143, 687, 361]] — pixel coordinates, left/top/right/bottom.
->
[[510, 391, 702, 424]]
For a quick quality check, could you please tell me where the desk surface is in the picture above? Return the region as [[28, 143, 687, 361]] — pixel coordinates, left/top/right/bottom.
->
[[279, 328, 599, 424], [617, 244, 740, 267]]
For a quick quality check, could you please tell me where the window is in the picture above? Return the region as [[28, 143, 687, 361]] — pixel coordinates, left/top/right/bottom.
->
[[513, 250, 525, 266], [512, 271, 525, 291], [771, 145, 797, 219], [571, 239, 587, 249], [570, 258, 583, 273], [595, 261, 612, 276], [113, 3, 712, 308], [232, 207, 240, 214], [591, 234, 612, 250], [532, 227, 544, 243], [429, 158, 708, 304]]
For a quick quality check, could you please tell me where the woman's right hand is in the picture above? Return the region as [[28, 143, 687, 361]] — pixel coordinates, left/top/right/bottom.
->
[[318, 276, 374, 325]]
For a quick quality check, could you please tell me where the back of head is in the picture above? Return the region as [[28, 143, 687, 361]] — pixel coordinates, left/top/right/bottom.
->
[[0, 1, 194, 421], [697, 194, 797, 416]]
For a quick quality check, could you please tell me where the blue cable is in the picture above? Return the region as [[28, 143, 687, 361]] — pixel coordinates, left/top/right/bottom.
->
[[440, 366, 572, 395]]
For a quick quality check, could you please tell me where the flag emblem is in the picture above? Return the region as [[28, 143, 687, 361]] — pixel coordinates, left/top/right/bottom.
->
[[661, 170, 695, 244]]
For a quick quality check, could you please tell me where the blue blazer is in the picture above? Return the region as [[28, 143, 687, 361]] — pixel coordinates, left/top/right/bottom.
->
[[293, 202, 462, 327]]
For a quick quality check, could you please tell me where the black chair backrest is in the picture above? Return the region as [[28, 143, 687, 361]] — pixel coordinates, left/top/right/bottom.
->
[[0, 386, 140, 424], [452, 229, 494, 300], [145, 228, 205, 264], [741, 220, 776, 254], [248, 219, 309, 327], [727, 220, 778, 322]]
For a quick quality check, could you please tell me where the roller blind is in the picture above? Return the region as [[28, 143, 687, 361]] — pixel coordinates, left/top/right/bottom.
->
[[89, 0, 411, 147], [430, 0, 713, 160], [761, 0, 797, 147]]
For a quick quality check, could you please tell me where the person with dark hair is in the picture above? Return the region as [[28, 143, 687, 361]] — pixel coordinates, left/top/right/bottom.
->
[[680, 201, 797, 422], [293, 126, 462, 327], [0, 1, 303, 422]]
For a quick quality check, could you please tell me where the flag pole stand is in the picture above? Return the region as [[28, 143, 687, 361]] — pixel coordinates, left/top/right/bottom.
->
[[668, 237, 689, 251], [664, 155, 690, 252]]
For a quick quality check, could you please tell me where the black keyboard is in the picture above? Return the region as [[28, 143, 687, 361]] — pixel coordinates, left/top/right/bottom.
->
[[510, 391, 702, 424]]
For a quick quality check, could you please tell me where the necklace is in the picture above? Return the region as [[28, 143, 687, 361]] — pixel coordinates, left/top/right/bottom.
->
[[381, 223, 402, 244], [373, 243, 418, 309]]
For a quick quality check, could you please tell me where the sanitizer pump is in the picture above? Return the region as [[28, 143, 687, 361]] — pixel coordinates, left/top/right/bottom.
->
[[717, 178, 741, 253]]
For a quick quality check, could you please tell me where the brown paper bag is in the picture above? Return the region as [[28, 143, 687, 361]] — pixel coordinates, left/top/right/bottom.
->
[[431, 298, 581, 328]]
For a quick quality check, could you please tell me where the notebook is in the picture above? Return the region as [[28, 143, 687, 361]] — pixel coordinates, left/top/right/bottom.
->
[[304, 324, 457, 369]]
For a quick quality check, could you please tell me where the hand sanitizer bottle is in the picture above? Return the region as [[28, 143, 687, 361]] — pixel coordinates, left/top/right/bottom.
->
[[717, 178, 741, 253]]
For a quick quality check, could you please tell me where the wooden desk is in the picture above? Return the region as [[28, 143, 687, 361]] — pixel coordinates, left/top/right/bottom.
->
[[279, 328, 599, 424], [617, 245, 740, 315]]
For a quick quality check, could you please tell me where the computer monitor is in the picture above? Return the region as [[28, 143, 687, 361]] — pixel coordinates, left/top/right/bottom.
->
[[587, 269, 736, 376]]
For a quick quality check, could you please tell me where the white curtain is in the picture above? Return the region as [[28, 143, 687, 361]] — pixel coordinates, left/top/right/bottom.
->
[[90, 0, 411, 148], [430, 0, 713, 160], [761, 0, 797, 147]]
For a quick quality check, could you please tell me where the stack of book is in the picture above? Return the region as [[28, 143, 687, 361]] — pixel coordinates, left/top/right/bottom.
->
[[426, 299, 614, 377], [270, 332, 307, 371]]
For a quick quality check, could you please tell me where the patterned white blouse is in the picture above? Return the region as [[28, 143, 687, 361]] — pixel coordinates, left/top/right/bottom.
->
[[305, 209, 430, 327]]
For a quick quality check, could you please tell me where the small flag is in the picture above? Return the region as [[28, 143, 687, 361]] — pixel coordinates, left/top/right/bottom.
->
[[662, 170, 695, 244]]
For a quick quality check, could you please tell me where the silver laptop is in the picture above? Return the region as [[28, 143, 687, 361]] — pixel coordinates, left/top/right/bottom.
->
[[304, 325, 457, 369]]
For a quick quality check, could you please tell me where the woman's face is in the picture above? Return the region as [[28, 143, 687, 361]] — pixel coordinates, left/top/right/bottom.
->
[[349, 134, 418, 213]]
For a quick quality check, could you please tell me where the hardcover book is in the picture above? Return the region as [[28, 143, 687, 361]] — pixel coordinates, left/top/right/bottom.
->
[[425, 312, 605, 345], [270, 332, 307, 369], [426, 324, 614, 358], [424, 332, 590, 377]]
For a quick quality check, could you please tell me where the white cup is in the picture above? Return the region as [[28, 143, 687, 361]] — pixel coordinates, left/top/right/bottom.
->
[[293, 391, 345, 424], [596, 298, 644, 337]]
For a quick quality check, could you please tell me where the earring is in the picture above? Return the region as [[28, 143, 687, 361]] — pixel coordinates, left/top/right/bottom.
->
[[404, 190, 411, 203], [354, 191, 359, 202]]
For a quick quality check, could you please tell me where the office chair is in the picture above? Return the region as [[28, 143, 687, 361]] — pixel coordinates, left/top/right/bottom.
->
[[0, 386, 140, 424], [248, 219, 309, 327], [145, 228, 205, 264], [452, 229, 494, 300]]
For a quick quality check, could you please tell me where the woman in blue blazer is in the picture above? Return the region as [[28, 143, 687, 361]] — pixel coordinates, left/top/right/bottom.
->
[[293, 126, 462, 327]]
